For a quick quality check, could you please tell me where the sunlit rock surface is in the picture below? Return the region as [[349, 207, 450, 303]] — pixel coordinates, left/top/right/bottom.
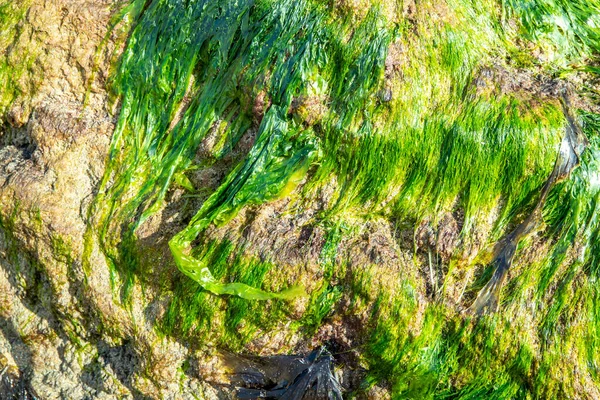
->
[[2, 0, 600, 398]]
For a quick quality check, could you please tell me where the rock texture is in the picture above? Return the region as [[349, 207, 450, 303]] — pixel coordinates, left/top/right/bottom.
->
[[2, 1, 599, 399], [0, 2, 366, 398], [0, 1, 225, 398]]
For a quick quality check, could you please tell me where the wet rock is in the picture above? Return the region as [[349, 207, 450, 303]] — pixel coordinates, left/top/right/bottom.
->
[[232, 348, 342, 400]]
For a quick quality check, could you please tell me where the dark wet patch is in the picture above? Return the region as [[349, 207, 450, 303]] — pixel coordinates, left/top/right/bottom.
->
[[228, 347, 342, 399]]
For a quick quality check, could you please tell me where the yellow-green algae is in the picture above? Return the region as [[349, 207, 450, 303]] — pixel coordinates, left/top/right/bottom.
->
[[0, 0, 34, 115], [82, 0, 600, 397]]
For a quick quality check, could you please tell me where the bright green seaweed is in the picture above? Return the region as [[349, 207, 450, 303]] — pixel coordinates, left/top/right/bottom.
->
[[88, 0, 600, 397], [93, 0, 394, 298], [95, 0, 560, 296]]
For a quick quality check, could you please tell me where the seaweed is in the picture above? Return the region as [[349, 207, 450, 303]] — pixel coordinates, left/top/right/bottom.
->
[[92, 0, 392, 299], [86, 0, 600, 396], [470, 91, 589, 314]]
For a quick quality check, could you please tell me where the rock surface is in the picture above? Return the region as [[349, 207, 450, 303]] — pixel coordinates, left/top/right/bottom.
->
[[0, 1, 223, 398], [1, 0, 600, 399], [0, 2, 364, 398]]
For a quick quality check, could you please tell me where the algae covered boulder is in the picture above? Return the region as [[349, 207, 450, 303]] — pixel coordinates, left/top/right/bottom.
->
[[1, 0, 600, 398]]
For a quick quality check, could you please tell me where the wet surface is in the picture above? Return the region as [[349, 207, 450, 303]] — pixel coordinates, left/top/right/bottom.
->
[[229, 347, 342, 399]]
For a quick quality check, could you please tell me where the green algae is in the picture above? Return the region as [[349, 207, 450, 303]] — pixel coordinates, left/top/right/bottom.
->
[[470, 93, 589, 315], [91, 0, 396, 300], [81, 0, 600, 397], [357, 107, 600, 399], [94, 0, 561, 298], [160, 239, 296, 350], [502, 0, 600, 68], [0, 0, 36, 117]]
